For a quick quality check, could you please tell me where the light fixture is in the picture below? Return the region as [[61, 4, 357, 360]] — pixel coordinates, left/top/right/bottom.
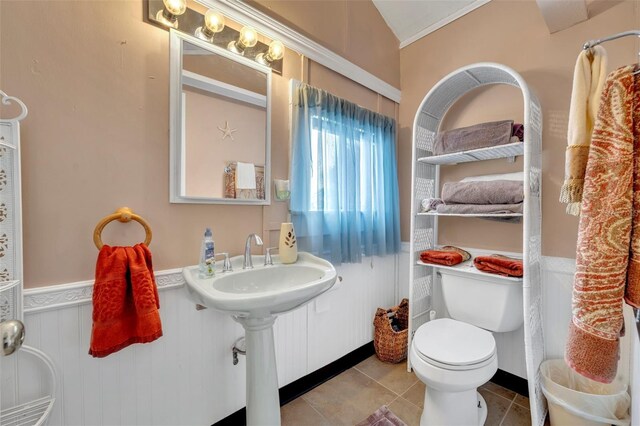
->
[[256, 40, 285, 66], [145, 0, 285, 73], [156, 0, 187, 28], [195, 9, 225, 42], [227, 26, 258, 55]]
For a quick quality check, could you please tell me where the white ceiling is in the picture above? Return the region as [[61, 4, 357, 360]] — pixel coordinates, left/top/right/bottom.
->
[[372, 0, 491, 48]]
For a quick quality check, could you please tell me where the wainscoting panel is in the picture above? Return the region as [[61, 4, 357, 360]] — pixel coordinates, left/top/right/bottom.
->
[[541, 256, 575, 361], [21, 252, 634, 424], [307, 256, 396, 372], [274, 305, 308, 387], [22, 257, 397, 425], [25, 286, 249, 425]]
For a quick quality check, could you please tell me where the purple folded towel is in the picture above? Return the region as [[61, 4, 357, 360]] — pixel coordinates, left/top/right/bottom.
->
[[433, 120, 523, 155], [436, 203, 523, 215], [441, 180, 524, 205]]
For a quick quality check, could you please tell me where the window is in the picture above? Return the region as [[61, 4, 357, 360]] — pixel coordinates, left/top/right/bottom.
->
[[290, 82, 400, 264]]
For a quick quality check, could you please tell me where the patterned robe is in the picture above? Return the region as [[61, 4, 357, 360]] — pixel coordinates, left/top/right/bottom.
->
[[566, 65, 640, 383]]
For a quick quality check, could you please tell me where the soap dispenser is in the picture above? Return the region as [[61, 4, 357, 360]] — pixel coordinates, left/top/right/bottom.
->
[[199, 228, 215, 278]]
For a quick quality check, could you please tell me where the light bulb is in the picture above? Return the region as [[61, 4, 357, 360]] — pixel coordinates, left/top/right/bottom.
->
[[204, 10, 225, 33], [163, 0, 186, 16], [238, 26, 258, 49], [157, 0, 186, 27], [267, 40, 284, 61], [256, 40, 285, 66], [196, 9, 225, 41], [228, 26, 259, 54]]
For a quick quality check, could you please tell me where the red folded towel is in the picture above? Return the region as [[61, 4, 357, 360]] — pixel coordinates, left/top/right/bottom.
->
[[420, 246, 471, 266], [89, 243, 162, 358], [474, 255, 523, 278]]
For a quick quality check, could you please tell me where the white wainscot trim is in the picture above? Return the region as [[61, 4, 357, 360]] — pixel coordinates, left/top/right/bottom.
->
[[23, 269, 185, 314], [22, 255, 575, 314]]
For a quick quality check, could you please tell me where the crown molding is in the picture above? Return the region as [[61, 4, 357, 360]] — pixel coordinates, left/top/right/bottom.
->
[[198, 0, 402, 103], [399, 0, 491, 49], [23, 269, 185, 314]]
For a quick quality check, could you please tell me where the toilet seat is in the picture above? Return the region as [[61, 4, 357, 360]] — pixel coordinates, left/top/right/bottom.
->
[[413, 318, 496, 371]]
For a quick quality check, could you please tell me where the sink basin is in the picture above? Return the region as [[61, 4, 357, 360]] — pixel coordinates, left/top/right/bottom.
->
[[183, 252, 337, 317], [183, 251, 337, 425]]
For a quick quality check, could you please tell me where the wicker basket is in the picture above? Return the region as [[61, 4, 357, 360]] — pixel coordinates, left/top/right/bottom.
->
[[373, 298, 409, 363]]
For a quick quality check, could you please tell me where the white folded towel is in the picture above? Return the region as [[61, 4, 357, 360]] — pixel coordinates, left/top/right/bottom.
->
[[235, 162, 256, 190], [461, 172, 524, 182]]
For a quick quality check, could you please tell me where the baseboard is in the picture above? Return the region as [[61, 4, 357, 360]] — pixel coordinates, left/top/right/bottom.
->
[[214, 342, 376, 426], [491, 369, 529, 398]]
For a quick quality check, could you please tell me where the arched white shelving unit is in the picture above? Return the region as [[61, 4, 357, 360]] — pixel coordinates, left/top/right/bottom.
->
[[0, 91, 57, 426], [408, 63, 545, 425]]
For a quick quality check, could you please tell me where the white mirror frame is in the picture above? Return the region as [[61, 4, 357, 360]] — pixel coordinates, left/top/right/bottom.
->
[[169, 29, 272, 205]]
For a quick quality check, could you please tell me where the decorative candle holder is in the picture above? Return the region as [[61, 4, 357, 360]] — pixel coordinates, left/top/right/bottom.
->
[[278, 222, 297, 264]]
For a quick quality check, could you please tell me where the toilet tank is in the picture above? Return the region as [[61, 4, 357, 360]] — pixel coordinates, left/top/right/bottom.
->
[[439, 269, 523, 333]]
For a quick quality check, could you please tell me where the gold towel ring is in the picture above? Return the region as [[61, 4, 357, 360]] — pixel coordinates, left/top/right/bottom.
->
[[93, 207, 152, 250]]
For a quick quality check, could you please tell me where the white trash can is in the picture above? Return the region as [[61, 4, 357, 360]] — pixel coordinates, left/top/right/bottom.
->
[[540, 359, 630, 426]]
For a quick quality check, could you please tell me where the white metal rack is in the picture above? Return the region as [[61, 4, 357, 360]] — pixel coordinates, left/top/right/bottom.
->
[[408, 63, 545, 426], [0, 91, 56, 426]]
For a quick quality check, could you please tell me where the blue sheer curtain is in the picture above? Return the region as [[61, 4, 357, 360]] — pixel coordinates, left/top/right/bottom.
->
[[290, 82, 401, 264]]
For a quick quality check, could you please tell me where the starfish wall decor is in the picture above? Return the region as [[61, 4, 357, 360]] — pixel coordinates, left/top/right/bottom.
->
[[218, 121, 237, 140]]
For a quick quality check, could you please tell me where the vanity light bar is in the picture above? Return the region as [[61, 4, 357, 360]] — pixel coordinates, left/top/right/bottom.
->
[[145, 0, 284, 74]]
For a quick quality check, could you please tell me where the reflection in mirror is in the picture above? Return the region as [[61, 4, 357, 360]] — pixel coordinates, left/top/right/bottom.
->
[[170, 30, 271, 204]]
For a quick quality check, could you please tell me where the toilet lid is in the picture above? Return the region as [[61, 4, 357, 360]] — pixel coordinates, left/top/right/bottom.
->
[[413, 318, 496, 367]]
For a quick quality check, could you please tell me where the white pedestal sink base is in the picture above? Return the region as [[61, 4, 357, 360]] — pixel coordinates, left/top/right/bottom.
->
[[236, 316, 280, 426], [183, 253, 337, 425]]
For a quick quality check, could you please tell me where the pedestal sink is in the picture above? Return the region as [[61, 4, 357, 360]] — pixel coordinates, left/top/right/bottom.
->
[[183, 252, 337, 425]]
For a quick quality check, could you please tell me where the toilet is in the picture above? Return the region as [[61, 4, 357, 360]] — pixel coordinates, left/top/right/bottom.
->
[[410, 269, 524, 426]]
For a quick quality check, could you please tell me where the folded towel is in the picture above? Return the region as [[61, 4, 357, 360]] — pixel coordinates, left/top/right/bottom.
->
[[89, 244, 162, 358], [474, 255, 523, 277], [235, 161, 257, 190], [559, 46, 608, 216], [432, 120, 518, 155], [420, 198, 444, 212], [436, 203, 523, 215], [460, 172, 524, 182], [420, 246, 471, 266], [441, 180, 524, 205]]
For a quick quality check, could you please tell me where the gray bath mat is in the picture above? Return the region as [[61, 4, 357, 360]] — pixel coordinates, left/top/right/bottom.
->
[[356, 405, 407, 426]]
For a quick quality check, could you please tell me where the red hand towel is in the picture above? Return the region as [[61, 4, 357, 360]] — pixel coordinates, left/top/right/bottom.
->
[[473, 255, 523, 278], [420, 246, 470, 266], [89, 243, 162, 357]]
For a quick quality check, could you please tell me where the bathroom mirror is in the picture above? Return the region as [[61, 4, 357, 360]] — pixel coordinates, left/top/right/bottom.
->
[[169, 30, 271, 204]]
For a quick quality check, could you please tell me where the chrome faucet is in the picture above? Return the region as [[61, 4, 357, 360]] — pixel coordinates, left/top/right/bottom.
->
[[243, 233, 263, 269]]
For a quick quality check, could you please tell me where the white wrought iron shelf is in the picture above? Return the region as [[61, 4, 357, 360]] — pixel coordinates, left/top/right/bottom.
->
[[416, 212, 523, 218], [416, 260, 523, 283], [417, 142, 524, 165]]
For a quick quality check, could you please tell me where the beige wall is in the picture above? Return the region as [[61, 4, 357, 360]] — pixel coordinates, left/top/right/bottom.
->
[[0, 0, 399, 288], [248, 0, 401, 88], [399, 0, 639, 258]]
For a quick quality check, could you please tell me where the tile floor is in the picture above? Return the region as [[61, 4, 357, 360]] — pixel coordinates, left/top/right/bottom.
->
[[281, 355, 532, 426]]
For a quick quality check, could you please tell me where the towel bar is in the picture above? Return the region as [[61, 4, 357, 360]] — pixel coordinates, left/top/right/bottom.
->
[[93, 207, 152, 249]]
